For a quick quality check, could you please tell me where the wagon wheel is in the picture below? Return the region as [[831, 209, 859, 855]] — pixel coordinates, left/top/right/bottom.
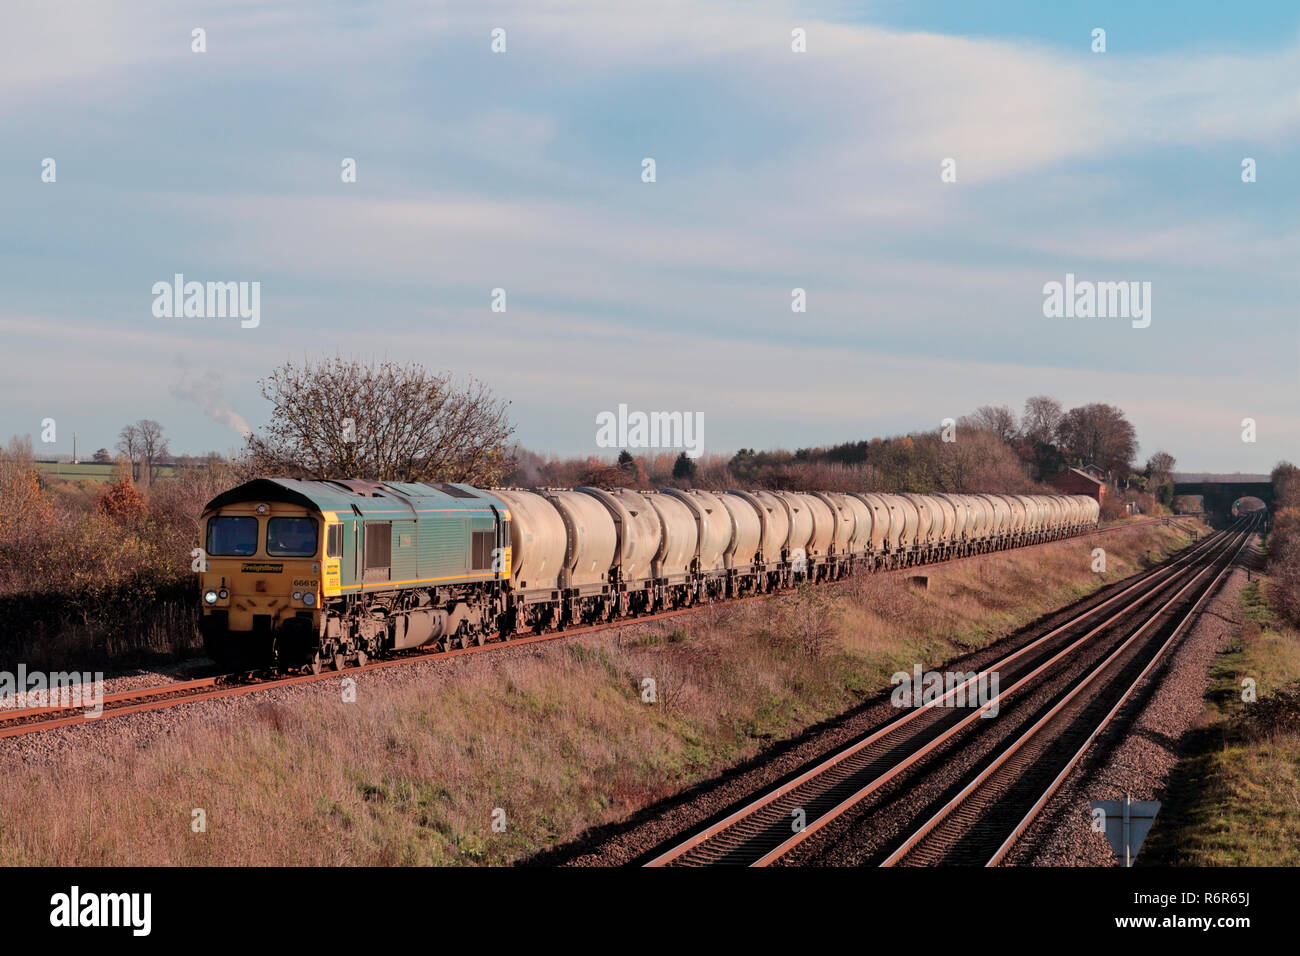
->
[[305, 652, 322, 676], [356, 649, 369, 668]]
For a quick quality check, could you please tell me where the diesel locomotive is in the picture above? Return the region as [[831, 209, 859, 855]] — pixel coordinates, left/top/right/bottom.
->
[[197, 478, 1099, 672]]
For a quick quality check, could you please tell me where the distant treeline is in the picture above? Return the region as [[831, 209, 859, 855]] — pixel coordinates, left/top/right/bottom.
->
[[507, 397, 1169, 516]]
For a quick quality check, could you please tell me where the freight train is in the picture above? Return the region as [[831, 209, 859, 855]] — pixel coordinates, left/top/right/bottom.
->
[[197, 479, 1100, 672]]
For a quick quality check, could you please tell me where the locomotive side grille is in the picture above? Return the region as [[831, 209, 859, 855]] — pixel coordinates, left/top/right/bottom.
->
[[363, 522, 392, 582], [471, 530, 495, 570]]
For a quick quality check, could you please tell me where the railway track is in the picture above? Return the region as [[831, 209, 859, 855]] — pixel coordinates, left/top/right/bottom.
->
[[0, 515, 1194, 742], [883, 518, 1255, 866], [644, 517, 1249, 867]]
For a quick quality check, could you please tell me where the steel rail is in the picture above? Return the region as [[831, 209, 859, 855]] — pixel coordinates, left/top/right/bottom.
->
[[644, 520, 1237, 866], [879, 522, 1254, 866]]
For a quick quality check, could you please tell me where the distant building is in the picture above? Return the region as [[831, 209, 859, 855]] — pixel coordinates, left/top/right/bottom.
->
[[1049, 466, 1107, 503]]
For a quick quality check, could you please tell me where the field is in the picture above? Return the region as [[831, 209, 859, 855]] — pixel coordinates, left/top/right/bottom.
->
[[34, 461, 176, 483]]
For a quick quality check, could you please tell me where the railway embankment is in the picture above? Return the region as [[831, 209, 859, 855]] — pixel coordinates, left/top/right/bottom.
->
[[0, 519, 1196, 865]]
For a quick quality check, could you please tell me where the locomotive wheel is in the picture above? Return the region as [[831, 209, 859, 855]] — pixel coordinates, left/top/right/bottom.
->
[[333, 652, 346, 671], [305, 652, 322, 676], [356, 650, 368, 668]]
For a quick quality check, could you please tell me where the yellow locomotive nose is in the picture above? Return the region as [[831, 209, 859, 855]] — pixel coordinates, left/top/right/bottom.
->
[[199, 499, 324, 670]]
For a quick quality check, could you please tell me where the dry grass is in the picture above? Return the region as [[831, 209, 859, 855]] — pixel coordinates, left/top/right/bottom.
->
[[0, 521, 1196, 865], [1151, 579, 1300, 865]]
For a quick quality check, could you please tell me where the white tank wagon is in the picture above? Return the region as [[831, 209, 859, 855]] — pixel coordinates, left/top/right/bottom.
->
[[662, 488, 732, 600], [577, 486, 663, 615], [935, 494, 970, 557], [840, 493, 874, 560], [1042, 496, 1064, 538], [774, 491, 815, 573], [900, 494, 934, 564], [481, 484, 1097, 634], [878, 494, 917, 564], [1013, 495, 1039, 543], [920, 495, 947, 560], [717, 491, 764, 594], [539, 490, 619, 624], [785, 491, 834, 581], [733, 490, 794, 590], [1052, 495, 1073, 534], [644, 490, 698, 592], [1063, 495, 1086, 532], [850, 492, 894, 568], [927, 494, 958, 560], [1081, 497, 1100, 528], [488, 488, 568, 631], [813, 491, 860, 579], [982, 495, 1012, 549], [1028, 495, 1052, 542], [1001, 495, 1028, 546], [959, 494, 989, 552]]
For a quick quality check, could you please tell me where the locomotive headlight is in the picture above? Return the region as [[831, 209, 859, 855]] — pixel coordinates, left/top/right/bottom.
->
[[203, 590, 219, 605], [302, 592, 316, 607]]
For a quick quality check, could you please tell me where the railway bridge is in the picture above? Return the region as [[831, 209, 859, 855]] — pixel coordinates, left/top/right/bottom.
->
[[1171, 473, 1273, 524]]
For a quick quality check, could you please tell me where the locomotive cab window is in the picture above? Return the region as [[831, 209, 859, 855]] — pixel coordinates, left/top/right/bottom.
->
[[326, 524, 343, 559], [207, 516, 258, 556], [267, 517, 319, 557]]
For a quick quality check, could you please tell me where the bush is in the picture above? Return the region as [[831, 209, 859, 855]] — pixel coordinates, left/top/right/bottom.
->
[[1266, 463, 1300, 626], [1235, 682, 1300, 742]]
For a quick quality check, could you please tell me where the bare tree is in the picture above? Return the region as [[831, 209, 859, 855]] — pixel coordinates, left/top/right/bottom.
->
[[116, 424, 141, 481], [1022, 395, 1064, 446], [930, 427, 1035, 492], [248, 357, 516, 485], [1144, 451, 1176, 485], [961, 404, 1018, 444], [136, 419, 169, 486]]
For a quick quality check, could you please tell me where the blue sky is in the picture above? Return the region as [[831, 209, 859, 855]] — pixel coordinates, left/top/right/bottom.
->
[[1, 0, 1296, 472]]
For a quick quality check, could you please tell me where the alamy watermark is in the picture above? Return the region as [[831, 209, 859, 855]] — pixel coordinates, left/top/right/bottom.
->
[[1042, 273, 1150, 329], [0, 665, 104, 717], [50, 886, 150, 936], [595, 403, 703, 457], [152, 274, 261, 328], [890, 665, 1000, 717]]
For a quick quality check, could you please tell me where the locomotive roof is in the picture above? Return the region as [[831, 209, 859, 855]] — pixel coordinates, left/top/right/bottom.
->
[[203, 478, 503, 516]]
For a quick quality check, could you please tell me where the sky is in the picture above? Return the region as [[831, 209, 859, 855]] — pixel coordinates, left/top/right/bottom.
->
[[1, 0, 1296, 473]]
